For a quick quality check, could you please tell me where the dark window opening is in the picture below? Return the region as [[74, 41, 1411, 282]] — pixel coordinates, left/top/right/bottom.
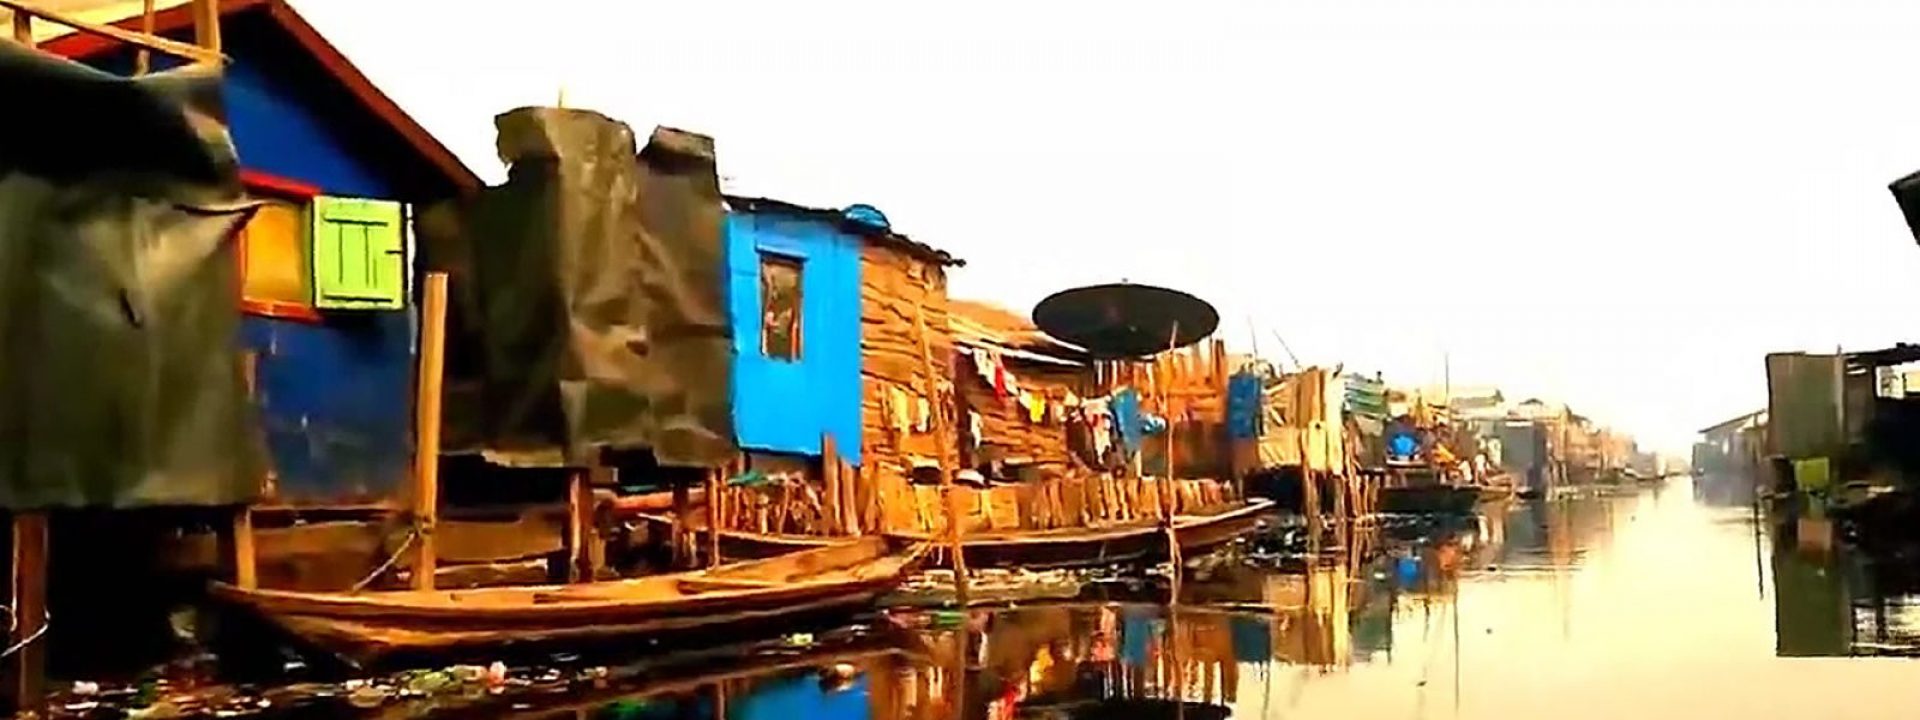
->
[[760, 253, 803, 360]]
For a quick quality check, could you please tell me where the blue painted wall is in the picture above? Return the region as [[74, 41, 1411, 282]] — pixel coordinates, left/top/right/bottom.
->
[[727, 210, 863, 463], [87, 18, 426, 503]]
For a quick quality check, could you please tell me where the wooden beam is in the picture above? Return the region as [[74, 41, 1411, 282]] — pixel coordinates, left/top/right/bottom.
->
[[670, 482, 690, 568], [189, 0, 217, 54], [411, 272, 449, 590], [704, 469, 722, 568], [913, 304, 967, 605], [132, 0, 154, 75], [6, 513, 47, 713], [0, 0, 219, 64], [10, 7, 29, 45], [231, 506, 256, 589], [822, 433, 841, 535], [567, 470, 597, 581]]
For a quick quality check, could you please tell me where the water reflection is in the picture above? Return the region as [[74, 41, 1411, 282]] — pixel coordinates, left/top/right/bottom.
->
[[38, 479, 1920, 719]]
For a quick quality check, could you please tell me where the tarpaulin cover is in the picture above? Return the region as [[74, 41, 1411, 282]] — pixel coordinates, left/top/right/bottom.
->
[[0, 43, 261, 508], [1889, 169, 1920, 246], [1766, 352, 1843, 460], [418, 108, 734, 468]]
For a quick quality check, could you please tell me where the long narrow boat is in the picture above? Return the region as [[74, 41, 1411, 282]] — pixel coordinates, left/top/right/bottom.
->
[[638, 499, 1275, 569], [210, 536, 922, 665]]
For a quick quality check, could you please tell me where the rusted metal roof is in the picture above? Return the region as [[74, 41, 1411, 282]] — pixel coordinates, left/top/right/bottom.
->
[[724, 195, 963, 267]]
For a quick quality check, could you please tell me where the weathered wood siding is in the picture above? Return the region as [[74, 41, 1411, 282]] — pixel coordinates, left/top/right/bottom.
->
[[859, 243, 957, 489]]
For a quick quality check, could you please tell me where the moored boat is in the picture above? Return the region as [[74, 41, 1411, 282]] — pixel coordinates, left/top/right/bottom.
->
[[636, 499, 1275, 569], [210, 536, 923, 665]]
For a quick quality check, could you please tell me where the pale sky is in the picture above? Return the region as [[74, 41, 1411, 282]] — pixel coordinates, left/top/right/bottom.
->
[[293, 0, 1920, 452]]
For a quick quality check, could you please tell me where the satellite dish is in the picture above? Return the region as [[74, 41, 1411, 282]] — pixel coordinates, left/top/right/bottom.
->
[[1031, 283, 1219, 360]]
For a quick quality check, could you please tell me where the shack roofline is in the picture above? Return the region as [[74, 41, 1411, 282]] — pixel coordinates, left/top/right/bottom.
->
[[1697, 409, 1765, 437], [40, 0, 481, 196], [725, 195, 964, 268]]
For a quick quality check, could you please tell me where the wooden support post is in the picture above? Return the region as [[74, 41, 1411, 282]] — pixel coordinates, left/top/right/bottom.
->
[[11, 6, 29, 45], [231, 507, 256, 590], [841, 459, 862, 537], [190, 0, 218, 54], [822, 433, 842, 535], [133, 0, 155, 75], [7, 513, 47, 713], [913, 304, 967, 605], [704, 468, 722, 567], [670, 481, 691, 569], [567, 469, 599, 582], [412, 272, 449, 590]]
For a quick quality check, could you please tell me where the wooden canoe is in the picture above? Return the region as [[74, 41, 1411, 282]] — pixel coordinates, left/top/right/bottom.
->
[[210, 536, 922, 665], [638, 500, 1275, 569]]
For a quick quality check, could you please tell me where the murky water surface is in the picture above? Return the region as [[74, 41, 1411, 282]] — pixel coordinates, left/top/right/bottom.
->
[[36, 477, 1920, 719]]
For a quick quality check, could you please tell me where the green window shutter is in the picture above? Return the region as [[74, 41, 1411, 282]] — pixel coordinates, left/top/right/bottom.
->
[[311, 196, 407, 310]]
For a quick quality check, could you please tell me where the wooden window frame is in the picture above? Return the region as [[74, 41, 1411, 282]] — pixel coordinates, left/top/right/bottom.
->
[[237, 170, 323, 323], [759, 251, 804, 362]]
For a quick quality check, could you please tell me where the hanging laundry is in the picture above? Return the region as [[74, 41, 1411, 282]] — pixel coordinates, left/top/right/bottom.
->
[[1020, 391, 1046, 423], [1226, 371, 1263, 439], [967, 411, 984, 449], [1111, 388, 1143, 455], [972, 349, 998, 389], [887, 386, 913, 436], [1049, 400, 1065, 425], [1083, 398, 1113, 460], [1141, 413, 1168, 436], [914, 396, 932, 433], [1064, 390, 1082, 408]]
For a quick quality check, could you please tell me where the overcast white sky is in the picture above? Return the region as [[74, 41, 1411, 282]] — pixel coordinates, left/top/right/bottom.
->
[[294, 0, 1920, 452]]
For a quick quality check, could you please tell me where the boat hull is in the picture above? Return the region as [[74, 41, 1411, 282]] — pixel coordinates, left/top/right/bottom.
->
[[211, 537, 920, 665], [641, 501, 1274, 569]]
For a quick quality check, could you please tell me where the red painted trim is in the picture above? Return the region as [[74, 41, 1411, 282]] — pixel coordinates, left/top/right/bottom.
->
[[43, 0, 480, 197], [242, 298, 324, 323], [240, 169, 320, 199]]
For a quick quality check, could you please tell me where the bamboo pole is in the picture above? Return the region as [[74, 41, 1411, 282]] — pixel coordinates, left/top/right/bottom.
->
[[705, 468, 722, 567], [823, 432, 842, 535], [132, 0, 154, 75], [0, 0, 217, 63], [567, 469, 598, 582], [411, 272, 449, 590], [232, 507, 256, 590], [912, 304, 967, 605], [6, 513, 47, 712]]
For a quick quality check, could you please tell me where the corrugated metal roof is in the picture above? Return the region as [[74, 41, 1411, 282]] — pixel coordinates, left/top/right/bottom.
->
[[724, 195, 963, 267]]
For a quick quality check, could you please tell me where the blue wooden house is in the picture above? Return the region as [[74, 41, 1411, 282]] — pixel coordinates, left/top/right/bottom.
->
[[48, 0, 480, 505], [723, 197, 869, 465]]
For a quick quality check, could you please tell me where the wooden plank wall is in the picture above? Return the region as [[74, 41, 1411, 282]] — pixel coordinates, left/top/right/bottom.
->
[[858, 243, 957, 503], [955, 354, 1085, 469]]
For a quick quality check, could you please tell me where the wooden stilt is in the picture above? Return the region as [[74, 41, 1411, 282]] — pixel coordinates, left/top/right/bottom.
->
[[567, 469, 597, 582], [670, 482, 691, 568], [704, 468, 722, 568], [189, 0, 219, 54], [6, 513, 47, 713], [412, 272, 449, 590], [232, 507, 256, 590], [912, 304, 967, 605], [822, 433, 842, 535], [133, 0, 155, 75]]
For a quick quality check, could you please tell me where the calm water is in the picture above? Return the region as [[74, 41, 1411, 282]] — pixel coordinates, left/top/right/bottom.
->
[[39, 477, 1920, 719]]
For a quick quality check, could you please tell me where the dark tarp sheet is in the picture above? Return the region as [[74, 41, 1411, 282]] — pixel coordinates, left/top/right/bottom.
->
[[418, 108, 734, 468], [0, 43, 261, 508]]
